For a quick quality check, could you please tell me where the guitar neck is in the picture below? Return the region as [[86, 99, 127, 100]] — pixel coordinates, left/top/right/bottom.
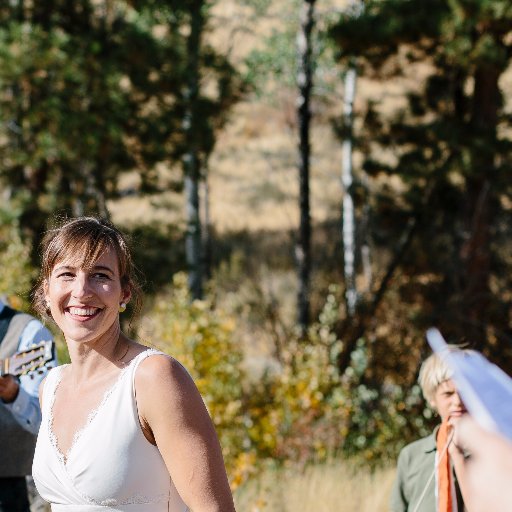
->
[[0, 341, 54, 378]]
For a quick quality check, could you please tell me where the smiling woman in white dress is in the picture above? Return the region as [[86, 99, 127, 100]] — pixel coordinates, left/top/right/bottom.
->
[[31, 216, 236, 512]]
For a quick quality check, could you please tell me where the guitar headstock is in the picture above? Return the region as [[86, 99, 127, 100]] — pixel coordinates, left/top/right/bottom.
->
[[0, 340, 54, 378]]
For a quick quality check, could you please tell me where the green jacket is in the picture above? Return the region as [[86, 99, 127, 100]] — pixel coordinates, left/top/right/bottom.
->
[[389, 428, 464, 512]]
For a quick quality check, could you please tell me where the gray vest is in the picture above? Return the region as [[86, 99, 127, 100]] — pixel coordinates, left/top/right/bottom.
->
[[0, 312, 38, 477]]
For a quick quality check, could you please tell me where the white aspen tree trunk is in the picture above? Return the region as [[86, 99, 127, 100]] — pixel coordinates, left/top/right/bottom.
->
[[342, 64, 357, 316], [341, 0, 364, 316]]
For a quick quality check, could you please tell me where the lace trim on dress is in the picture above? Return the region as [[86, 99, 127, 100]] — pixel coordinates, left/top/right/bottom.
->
[[80, 491, 170, 507], [47, 366, 67, 467], [48, 362, 132, 465]]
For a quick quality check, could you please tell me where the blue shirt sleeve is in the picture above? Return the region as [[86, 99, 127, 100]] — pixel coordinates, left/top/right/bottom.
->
[[1, 319, 55, 435]]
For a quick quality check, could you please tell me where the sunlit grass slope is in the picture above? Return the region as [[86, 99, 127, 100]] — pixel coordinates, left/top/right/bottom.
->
[[234, 461, 396, 512]]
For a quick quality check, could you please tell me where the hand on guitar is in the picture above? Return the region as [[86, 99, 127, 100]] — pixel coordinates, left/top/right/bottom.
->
[[0, 374, 19, 403]]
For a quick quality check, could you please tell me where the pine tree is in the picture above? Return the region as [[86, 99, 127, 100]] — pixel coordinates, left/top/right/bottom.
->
[[0, 0, 241, 286], [329, 0, 512, 371]]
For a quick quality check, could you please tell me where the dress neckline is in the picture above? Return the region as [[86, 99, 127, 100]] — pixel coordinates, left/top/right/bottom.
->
[[47, 351, 151, 467]]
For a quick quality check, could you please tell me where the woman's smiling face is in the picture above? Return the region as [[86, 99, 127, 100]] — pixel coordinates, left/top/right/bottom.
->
[[45, 246, 130, 345]]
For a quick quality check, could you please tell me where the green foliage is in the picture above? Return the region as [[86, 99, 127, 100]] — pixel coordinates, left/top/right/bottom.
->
[[329, 0, 448, 61], [0, 207, 36, 305], [339, 340, 430, 464], [248, 284, 434, 468], [243, 0, 341, 102], [236, 0, 273, 16], [0, 4, 182, 244], [244, 26, 299, 94], [0, 1, 242, 259], [328, 0, 512, 373], [142, 275, 430, 486]]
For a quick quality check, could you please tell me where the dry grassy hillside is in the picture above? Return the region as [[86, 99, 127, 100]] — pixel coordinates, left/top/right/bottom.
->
[[109, 0, 356, 234], [108, 0, 459, 235]]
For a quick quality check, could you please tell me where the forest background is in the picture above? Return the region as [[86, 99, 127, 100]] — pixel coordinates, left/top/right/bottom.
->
[[1, 1, 512, 510]]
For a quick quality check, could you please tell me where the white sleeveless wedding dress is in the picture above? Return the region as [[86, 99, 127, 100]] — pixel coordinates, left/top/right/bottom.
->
[[32, 350, 189, 512]]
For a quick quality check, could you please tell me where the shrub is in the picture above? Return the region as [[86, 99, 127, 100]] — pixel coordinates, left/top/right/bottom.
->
[[139, 275, 432, 487], [138, 273, 253, 486], [0, 210, 35, 306]]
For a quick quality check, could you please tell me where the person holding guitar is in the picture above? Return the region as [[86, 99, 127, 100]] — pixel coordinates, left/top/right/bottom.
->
[[31, 216, 236, 512], [0, 297, 54, 512]]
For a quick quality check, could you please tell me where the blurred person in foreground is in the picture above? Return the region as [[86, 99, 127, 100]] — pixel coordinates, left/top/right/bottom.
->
[[452, 416, 512, 512], [31, 216, 236, 511], [0, 296, 54, 511], [444, 345, 512, 512], [390, 350, 472, 512]]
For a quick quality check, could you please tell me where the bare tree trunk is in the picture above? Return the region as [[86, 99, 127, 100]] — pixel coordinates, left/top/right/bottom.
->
[[360, 172, 372, 294], [459, 64, 500, 349], [337, 215, 419, 374], [182, 0, 205, 300], [202, 162, 213, 282], [296, 0, 316, 334]]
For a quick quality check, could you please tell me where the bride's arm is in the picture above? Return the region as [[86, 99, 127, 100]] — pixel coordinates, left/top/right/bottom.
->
[[135, 354, 236, 512]]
